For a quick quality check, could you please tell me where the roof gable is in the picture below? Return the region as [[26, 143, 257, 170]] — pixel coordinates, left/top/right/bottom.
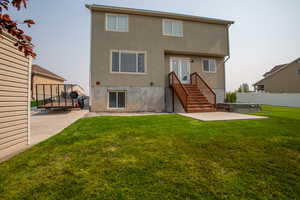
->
[[254, 58, 300, 86], [263, 64, 287, 77], [86, 4, 234, 25], [32, 65, 66, 81]]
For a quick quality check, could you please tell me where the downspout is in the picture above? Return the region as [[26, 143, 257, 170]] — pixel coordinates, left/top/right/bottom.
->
[[223, 24, 232, 101], [224, 24, 232, 64]]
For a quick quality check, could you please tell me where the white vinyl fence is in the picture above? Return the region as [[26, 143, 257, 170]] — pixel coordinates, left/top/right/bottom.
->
[[236, 92, 300, 108]]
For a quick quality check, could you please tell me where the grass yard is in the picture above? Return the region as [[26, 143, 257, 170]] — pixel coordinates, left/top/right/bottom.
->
[[0, 105, 300, 199]]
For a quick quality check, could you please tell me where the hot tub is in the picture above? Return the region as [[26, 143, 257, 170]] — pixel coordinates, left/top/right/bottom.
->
[[217, 103, 262, 113]]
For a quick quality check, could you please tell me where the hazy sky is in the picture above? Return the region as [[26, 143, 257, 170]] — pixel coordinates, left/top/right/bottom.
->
[[9, 0, 300, 92]]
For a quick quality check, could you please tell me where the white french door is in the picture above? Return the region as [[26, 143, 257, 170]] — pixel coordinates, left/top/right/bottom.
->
[[170, 57, 190, 84]]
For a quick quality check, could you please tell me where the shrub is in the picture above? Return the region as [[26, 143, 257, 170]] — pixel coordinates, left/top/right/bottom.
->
[[226, 92, 237, 103]]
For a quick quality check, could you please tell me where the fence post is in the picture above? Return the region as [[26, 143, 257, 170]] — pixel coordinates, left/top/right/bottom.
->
[[43, 84, 46, 106], [35, 84, 38, 107], [58, 84, 60, 106]]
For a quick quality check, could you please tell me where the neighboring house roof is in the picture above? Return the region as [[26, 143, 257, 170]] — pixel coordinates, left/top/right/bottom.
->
[[32, 64, 66, 81], [263, 64, 287, 77], [254, 57, 300, 86], [86, 4, 234, 25]]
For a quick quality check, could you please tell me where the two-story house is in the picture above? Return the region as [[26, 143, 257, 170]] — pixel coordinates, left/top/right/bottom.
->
[[254, 57, 300, 93], [86, 4, 234, 112]]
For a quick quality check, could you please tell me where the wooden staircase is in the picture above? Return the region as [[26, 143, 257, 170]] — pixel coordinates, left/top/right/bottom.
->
[[169, 72, 216, 113], [184, 84, 216, 112]]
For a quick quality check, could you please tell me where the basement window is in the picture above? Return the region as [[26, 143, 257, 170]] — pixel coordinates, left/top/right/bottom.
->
[[257, 85, 264, 91], [108, 91, 126, 109]]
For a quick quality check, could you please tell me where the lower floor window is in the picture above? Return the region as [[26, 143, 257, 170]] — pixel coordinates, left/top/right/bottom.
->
[[109, 91, 125, 108], [257, 85, 264, 91], [202, 59, 217, 73]]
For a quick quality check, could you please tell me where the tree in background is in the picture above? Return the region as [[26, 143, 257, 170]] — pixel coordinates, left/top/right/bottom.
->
[[0, 0, 36, 57], [237, 83, 250, 93]]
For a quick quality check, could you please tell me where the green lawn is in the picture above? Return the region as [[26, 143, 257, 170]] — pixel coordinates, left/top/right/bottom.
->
[[0, 106, 300, 199]]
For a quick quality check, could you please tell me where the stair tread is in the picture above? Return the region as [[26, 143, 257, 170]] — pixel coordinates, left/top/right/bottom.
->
[[180, 83, 216, 112]]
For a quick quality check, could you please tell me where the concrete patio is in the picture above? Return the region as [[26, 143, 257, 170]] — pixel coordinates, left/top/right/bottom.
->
[[178, 112, 267, 121]]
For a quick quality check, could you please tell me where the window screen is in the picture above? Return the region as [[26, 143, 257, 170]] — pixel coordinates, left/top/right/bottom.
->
[[109, 92, 117, 108], [107, 15, 117, 31], [163, 19, 183, 37], [111, 51, 145, 73], [118, 92, 125, 108], [164, 21, 172, 35], [112, 52, 120, 72], [121, 53, 136, 72], [109, 91, 125, 108], [203, 60, 210, 72], [138, 53, 145, 72], [106, 14, 128, 32]]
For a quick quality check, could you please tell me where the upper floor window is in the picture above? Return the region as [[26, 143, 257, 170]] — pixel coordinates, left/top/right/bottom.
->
[[202, 59, 217, 73], [111, 50, 146, 73], [297, 69, 300, 75], [162, 19, 183, 37], [106, 14, 128, 32]]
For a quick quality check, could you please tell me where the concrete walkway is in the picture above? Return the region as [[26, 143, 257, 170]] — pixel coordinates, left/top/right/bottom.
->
[[0, 109, 88, 163], [30, 109, 88, 145], [179, 112, 267, 121]]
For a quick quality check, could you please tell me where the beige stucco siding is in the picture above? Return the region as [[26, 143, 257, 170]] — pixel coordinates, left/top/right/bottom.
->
[[164, 55, 225, 89], [0, 34, 30, 155], [90, 11, 229, 88], [256, 60, 300, 93]]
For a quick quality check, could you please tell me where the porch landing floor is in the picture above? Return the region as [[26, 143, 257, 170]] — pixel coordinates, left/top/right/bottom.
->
[[178, 112, 267, 121]]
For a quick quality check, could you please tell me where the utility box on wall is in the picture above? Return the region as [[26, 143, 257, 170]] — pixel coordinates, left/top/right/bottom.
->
[[0, 33, 31, 159]]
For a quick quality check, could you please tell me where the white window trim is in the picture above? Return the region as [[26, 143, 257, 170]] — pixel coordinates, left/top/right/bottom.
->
[[107, 90, 126, 110], [105, 13, 129, 32], [162, 19, 183, 37], [110, 50, 147, 75], [202, 58, 217, 73]]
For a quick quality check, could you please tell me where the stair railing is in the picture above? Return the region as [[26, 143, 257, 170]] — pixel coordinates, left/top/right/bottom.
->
[[169, 71, 189, 112], [190, 72, 216, 107]]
